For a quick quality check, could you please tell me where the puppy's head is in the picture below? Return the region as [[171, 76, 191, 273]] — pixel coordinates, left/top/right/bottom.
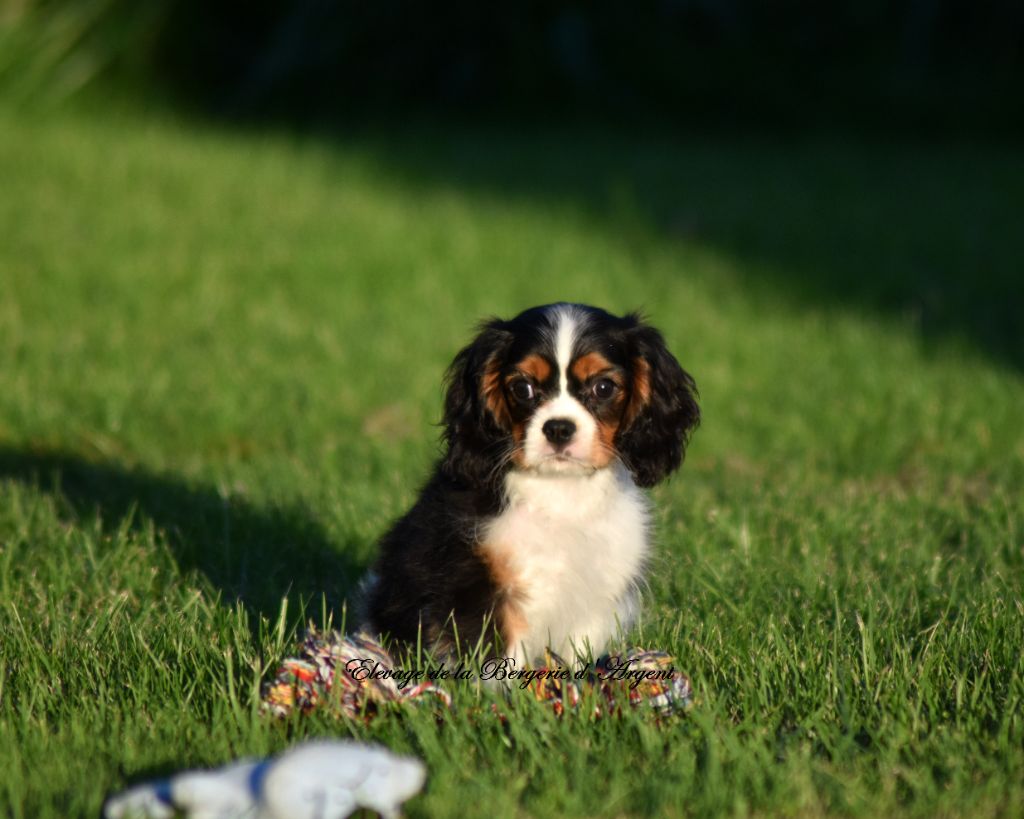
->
[[441, 303, 699, 489]]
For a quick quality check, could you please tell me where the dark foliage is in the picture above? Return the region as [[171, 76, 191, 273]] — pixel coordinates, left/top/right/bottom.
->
[[146, 1, 1023, 132], [12, 1, 1023, 133]]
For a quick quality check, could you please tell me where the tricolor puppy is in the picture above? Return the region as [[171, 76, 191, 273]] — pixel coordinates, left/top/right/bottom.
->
[[362, 303, 699, 665]]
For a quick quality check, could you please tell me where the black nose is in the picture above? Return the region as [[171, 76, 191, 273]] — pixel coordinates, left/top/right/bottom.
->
[[542, 418, 576, 446]]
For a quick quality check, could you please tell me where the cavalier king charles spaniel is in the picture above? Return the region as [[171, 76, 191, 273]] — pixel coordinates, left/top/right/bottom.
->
[[361, 303, 699, 665]]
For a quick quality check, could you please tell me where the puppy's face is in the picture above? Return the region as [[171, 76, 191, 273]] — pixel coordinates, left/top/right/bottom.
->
[[442, 304, 699, 489], [485, 307, 639, 476]]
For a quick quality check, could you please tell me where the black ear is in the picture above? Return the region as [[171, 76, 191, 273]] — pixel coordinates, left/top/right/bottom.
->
[[440, 320, 515, 489], [616, 318, 700, 488]]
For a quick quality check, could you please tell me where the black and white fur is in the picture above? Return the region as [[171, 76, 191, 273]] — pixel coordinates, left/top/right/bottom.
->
[[361, 303, 699, 663]]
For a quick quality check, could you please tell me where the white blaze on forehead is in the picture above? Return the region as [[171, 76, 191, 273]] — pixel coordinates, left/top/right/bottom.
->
[[552, 305, 581, 395], [519, 305, 599, 473]]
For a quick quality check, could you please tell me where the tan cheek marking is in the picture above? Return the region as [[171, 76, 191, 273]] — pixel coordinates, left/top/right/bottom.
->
[[573, 352, 626, 466], [590, 418, 622, 467], [623, 357, 651, 427], [482, 358, 511, 428], [509, 423, 529, 466], [596, 357, 647, 465], [503, 354, 551, 466], [478, 545, 528, 653], [571, 351, 613, 382]]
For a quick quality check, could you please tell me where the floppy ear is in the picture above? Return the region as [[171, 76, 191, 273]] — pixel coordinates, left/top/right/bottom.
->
[[616, 318, 700, 488], [440, 320, 515, 489]]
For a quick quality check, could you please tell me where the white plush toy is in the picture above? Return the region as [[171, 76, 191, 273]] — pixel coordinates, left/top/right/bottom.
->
[[104, 740, 427, 819]]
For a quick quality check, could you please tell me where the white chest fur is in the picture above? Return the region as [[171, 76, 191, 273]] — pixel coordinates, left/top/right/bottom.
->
[[481, 463, 649, 664]]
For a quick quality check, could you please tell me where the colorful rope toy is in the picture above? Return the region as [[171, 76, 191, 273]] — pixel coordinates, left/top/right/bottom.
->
[[261, 628, 692, 721]]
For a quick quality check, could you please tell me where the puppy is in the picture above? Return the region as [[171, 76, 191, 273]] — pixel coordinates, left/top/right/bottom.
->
[[361, 303, 699, 664]]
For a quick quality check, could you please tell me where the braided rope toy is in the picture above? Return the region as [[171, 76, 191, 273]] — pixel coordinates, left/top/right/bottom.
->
[[261, 628, 692, 721]]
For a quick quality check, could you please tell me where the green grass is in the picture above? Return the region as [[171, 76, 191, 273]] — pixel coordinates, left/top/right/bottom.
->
[[1, 102, 1022, 818]]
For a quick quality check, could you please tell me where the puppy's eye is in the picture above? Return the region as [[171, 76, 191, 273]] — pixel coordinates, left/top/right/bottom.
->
[[592, 378, 617, 400], [509, 379, 536, 402]]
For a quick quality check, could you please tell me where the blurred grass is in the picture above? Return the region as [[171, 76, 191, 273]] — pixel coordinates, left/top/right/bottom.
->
[[0, 102, 1022, 818]]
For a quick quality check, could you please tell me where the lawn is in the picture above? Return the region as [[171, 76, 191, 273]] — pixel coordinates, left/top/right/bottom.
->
[[0, 103, 1022, 817]]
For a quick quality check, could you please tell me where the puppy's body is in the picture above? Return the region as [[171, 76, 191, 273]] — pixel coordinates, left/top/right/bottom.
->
[[362, 304, 698, 662], [484, 464, 648, 664]]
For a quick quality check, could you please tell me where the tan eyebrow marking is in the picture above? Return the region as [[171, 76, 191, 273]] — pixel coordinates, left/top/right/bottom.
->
[[571, 351, 617, 383], [511, 353, 552, 384]]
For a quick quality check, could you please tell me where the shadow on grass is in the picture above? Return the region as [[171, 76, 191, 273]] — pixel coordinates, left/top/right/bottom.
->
[[328, 125, 1024, 369], [0, 447, 364, 624]]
